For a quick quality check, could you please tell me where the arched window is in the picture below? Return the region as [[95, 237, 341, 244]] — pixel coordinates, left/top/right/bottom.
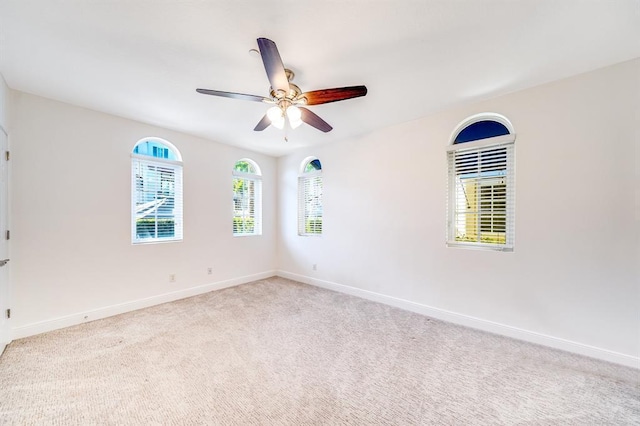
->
[[131, 138, 183, 244], [298, 157, 323, 236], [447, 113, 515, 251], [233, 159, 262, 236]]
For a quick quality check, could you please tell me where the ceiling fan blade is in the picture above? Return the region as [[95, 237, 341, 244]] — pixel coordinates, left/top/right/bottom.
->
[[196, 88, 267, 102], [299, 107, 333, 133], [257, 38, 290, 94], [253, 114, 271, 131], [300, 86, 368, 105]]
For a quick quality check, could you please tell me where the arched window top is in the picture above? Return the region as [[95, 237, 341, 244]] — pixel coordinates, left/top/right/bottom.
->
[[455, 120, 509, 143], [450, 113, 515, 145], [132, 137, 182, 161], [234, 158, 261, 176], [300, 157, 322, 174]]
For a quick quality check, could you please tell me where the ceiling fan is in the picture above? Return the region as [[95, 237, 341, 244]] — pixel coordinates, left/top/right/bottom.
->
[[197, 38, 367, 133]]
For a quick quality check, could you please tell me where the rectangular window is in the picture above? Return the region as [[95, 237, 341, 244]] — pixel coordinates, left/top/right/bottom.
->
[[298, 175, 323, 235], [233, 176, 262, 236], [132, 157, 183, 243], [447, 141, 514, 250]]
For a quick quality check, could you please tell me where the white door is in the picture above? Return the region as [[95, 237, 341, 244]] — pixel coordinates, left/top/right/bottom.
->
[[0, 129, 9, 355]]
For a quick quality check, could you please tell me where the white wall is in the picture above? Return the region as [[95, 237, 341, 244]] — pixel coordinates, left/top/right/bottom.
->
[[0, 74, 7, 131], [278, 59, 640, 364], [10, 92, 277, 333]]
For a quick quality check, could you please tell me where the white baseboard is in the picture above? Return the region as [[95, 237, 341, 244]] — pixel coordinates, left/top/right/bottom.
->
[[277, 270, 639, 369], [12, 270, 277, 340]]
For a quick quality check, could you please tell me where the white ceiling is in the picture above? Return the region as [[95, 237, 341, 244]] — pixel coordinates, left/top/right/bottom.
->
[[1, 1, 639, 156]]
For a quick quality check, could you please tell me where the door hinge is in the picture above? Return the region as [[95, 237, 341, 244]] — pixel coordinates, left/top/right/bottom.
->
[[5, 309, 9, 319], [4, 151, 9, 161], [5, 230, 9, 240]]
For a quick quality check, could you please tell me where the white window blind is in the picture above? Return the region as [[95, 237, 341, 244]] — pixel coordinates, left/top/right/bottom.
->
[[298, 174, 323, 236], [233, 175, 262, 236], [447, 139, 514, 250], [132, 156, 183, 243]]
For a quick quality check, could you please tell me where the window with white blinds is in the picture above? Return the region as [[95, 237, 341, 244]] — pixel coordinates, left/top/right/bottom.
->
[[298, 158, 323, 236], [131, 139, 183, 244], [447, 115, 515, 251], [233, 159, 262, 236]]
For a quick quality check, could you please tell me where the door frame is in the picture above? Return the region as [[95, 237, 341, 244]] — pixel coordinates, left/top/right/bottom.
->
[[0, 126, 10, 355]]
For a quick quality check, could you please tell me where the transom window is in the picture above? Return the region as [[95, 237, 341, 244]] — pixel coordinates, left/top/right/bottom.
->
[[298, 157, 323, 236], [233, 159, 262, 236], [131, 138, 183, 244], [447, 113, 515, 251]]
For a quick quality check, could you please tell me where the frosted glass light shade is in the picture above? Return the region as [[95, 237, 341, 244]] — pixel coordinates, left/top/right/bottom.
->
[[267, 106, 285, 129], [287, 106, 303, 129]]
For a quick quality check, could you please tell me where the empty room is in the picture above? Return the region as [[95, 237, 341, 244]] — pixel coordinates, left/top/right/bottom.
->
[[0, 0, 638, 424]]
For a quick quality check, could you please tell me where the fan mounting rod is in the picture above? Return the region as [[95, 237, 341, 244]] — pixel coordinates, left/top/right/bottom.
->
[[270, 69, 305, 106]]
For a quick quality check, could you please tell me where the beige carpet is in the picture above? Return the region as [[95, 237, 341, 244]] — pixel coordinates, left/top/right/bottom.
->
[[0, 277, 638, 425]]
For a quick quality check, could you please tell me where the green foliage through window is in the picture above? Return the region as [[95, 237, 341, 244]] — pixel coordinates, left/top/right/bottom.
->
[[233, 217, 255, 234], [305, 219, 322, 234], [234, 160, 255, 174], [136, 218, 175, 240]]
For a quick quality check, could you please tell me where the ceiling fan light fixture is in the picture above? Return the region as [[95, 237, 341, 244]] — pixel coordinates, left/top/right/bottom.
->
[[286, 105, 303, 128], [289, 117, 303, 129], [267, 106, 285, 129]]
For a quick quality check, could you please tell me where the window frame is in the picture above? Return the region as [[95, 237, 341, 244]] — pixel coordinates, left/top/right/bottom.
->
[[232, 159, 262, 237], [131, 138, 183, 245], [298, 157, 323, 237], [447, 115, 515, 252]]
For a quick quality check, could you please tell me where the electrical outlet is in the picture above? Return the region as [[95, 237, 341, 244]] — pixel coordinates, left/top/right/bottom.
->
[[169, 274, 176, 283], [207, 267, 213, 275], [312, 264, 317, 271]]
